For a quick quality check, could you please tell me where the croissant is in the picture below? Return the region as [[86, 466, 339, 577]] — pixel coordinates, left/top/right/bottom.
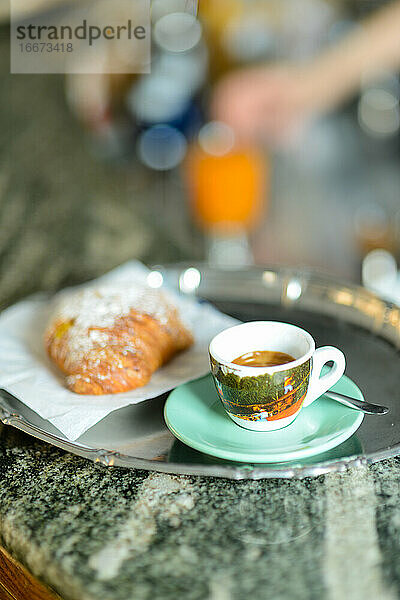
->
[[44, 283, 194, 395]]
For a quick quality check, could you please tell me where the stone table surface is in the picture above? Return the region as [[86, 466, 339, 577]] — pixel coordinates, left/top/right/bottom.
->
[[1, 426, 400, 600], [2, 24, 400, 600]]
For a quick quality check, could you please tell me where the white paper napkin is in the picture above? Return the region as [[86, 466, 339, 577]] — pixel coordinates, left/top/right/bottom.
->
[[0, 261, 238, 440]]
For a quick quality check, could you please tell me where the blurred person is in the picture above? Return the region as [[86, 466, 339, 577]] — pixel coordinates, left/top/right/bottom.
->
[[212, 1, 400, 147]]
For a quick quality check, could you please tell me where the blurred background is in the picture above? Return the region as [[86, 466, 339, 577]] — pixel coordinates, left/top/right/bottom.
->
[[2, 0, 400, 306]]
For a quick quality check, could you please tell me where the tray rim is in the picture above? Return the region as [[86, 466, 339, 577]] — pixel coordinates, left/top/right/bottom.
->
[[0, 262, 399, 480]]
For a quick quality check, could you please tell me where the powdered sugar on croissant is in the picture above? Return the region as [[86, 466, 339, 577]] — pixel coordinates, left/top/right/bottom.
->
[[44, 283, 194, 395]]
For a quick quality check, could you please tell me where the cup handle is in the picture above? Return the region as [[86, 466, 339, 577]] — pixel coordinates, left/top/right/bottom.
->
[[303, 346, 346, 407]]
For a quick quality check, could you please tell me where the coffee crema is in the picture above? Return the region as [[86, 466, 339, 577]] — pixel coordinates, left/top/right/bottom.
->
[[232, 350, 295, 367]]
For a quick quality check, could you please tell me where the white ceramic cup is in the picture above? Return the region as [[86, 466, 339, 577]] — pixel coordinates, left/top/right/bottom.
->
[[209, 321, 346, 431]]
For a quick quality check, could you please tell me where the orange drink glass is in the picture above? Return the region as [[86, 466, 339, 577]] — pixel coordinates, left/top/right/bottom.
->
[[184, 124, 267, 234]]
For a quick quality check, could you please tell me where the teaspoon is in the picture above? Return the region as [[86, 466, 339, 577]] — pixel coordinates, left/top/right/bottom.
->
[[325, 389, 388, 415]]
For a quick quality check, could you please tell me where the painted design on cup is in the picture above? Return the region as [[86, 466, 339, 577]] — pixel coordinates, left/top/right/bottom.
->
[[210, 355, 311, 422]]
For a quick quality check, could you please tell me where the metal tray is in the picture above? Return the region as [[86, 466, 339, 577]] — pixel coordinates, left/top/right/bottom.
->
[[0, 265, 399, 479]]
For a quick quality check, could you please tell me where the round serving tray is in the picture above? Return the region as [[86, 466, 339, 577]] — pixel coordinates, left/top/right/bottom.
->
[[1, 264, 399, 479]]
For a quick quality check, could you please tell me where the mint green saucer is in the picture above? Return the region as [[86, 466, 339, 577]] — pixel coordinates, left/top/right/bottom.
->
[[164, 374, 364, 463]]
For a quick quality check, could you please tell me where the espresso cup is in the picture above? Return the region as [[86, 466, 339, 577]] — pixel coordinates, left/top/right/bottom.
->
[[209, 321, 345, 431]]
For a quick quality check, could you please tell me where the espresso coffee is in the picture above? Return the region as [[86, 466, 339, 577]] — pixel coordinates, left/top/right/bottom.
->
[[232, 350, 295, 367]]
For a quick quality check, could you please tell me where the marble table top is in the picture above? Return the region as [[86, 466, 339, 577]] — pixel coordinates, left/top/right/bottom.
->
[[1, 424, 400, 600]]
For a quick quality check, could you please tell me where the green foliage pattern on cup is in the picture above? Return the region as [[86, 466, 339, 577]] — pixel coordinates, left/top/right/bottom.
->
[[210, 355, 311, 421]]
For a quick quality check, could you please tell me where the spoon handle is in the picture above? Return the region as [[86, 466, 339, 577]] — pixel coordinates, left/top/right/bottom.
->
[[324, 390, 389, 415]]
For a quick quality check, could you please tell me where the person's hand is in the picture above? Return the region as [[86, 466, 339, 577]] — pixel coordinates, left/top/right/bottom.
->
[[211, 65, 317, 147]]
